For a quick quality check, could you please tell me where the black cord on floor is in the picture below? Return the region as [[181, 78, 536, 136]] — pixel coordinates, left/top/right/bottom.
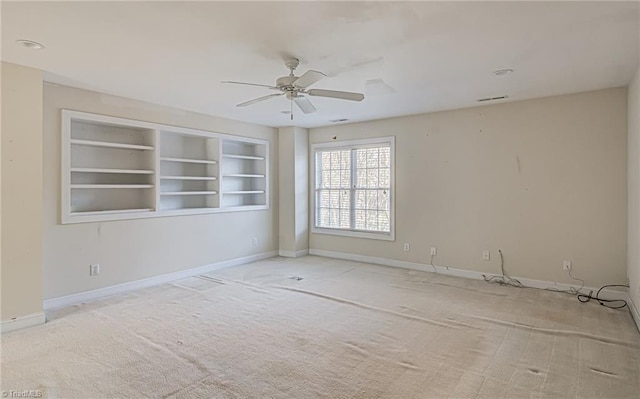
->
[[577, 284, 629, 309]]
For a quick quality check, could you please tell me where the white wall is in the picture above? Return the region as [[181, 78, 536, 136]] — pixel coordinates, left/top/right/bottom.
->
[[310, 88, 628, 288], [278, 126, 309, 256], [294, 128, 309, 253], [1, 62, 44, 323], [43, 84, 278, 300], [628, 66, 640, 313], [278, 127, 296, 254]]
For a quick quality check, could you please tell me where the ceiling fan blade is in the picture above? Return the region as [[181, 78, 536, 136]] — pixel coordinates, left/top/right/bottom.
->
[[307, 89, 364, 102], [293, 95, 317, 114], [236, 93, 283, 107], [293, 70, 326, 89], [222, 81, 279, 90]]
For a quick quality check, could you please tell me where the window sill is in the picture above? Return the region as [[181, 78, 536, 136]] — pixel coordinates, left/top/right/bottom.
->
[[311, 227, 395, 241]]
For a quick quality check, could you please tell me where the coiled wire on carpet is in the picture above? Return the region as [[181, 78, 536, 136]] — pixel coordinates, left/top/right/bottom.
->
[[577, 284, 629, 309]]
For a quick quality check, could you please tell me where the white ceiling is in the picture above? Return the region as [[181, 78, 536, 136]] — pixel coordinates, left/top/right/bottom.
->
[[2, 1, 639, 128]]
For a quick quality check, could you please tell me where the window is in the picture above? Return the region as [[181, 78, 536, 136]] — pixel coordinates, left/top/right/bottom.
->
[[313, 137, 394, 240]]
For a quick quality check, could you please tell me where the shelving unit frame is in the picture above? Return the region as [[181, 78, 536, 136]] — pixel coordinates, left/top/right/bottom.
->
[[61, 110, 269, 224]]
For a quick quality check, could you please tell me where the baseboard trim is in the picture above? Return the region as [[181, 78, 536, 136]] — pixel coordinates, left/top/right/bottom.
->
[[1, 312, 45, 334], [629, 296, 640, 333], [308, 249, 628, 301], [44, 250, 277, 311], [279, 249, 310, 258]]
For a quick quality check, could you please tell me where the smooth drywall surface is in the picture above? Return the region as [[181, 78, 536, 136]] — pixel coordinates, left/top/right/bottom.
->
[[629, 66, 640, 310], [278, 127, 309, 255], [310, 88, 627, 288], [279, 127, 297, 254], [43, 84, 278, 299], [294, 127, 309, 253], [1, 62, 44, 320]]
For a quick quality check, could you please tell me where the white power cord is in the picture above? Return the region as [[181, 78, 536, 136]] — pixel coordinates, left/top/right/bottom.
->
[[482, 249, 524, 287], [429, 253, 438, 273]]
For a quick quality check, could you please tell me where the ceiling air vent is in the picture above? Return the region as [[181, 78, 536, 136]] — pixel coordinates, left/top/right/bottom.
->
[[477, 95, 509, 102]]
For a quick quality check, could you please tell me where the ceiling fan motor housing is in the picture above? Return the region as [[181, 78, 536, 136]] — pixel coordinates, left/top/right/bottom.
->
[[276, 76, 298, 89]]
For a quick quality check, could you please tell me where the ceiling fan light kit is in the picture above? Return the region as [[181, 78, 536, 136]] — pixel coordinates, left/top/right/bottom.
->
[[223, 57, 365, 120]]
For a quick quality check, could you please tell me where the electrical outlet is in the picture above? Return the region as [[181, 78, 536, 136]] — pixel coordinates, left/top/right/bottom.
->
[[252, 237, 258, 246], [403, 243, 410, 252], [563, 260, 572, 271], [482, 250, 490, 261], [90, 264, 100, 276], [430, 247, 437, 256]]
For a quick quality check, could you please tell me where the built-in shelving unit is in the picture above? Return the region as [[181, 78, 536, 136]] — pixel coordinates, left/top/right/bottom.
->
[[61, 110, 269, 223]]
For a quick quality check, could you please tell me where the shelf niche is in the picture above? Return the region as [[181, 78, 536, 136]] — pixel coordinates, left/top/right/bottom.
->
[[158, 131, 220, 211], [220, 139, 268, 208]]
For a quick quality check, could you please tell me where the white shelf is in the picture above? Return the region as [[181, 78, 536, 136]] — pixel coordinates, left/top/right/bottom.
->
[[160, 157, 218, 165], [223, 174, 265, 178], [222, 154, 264, 160], [70, 139, 154, 151], [224, 190, 265, 194], [160, 176, 217, 181], [71, 168, 154, 174], [70, 208, 153, 216], [70, 184, 154, 189], [160, 191, 218, 196]]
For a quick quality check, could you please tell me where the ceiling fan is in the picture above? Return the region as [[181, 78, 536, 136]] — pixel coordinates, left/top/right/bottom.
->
[[222, 58, 364, 120]]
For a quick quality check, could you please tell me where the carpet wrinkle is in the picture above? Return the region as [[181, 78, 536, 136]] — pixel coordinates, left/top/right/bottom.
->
[[195, 275, 226, 285], [397, 360, 422, 371], [535, 335, 555, 396], [589, 367, 618, 377], [425, 281, 511, 297], [161, 372, 221, 399], [273, 285, 462, 330], [465, 314, 639, 348], [200, 274, 277, 295], [129, 330, 211, 376]]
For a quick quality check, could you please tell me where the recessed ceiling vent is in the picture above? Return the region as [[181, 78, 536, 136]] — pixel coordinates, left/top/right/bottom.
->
[[477, 95, 508, 102], [330, 118, 349, 123]]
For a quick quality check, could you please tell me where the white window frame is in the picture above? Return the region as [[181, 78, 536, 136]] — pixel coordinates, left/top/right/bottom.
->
[[311, 136, 395, 241]]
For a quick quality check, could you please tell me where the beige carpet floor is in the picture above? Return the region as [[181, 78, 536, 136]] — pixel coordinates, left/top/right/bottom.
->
[[1, 255, 639, 398]]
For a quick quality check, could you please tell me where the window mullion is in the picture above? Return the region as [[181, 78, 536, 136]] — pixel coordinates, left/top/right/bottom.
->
[[350, 148, 357, 230]]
